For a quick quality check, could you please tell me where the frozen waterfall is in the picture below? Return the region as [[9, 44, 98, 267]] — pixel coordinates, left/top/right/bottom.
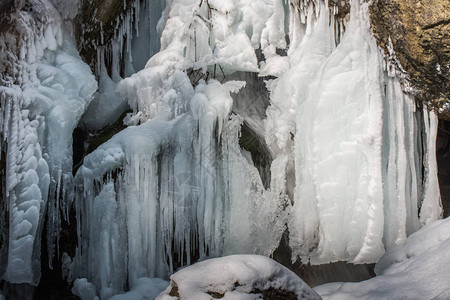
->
[[70, 0, 442, 296], [0, 0, 443, 298]]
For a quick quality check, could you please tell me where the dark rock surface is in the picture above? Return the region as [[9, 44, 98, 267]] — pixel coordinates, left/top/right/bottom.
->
[[272, 230, 376, 288], [437, 119, 450, 218], [77, 0, 133, 71]]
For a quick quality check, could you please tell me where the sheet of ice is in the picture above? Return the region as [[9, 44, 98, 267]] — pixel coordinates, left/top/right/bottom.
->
[[79, 56, 127, 132], [156, 255, 321, 300], [279, 0, 442, 265], [72, 21, 290, 293], [70, 4, 296, 293], [314, 217, 450, 299]]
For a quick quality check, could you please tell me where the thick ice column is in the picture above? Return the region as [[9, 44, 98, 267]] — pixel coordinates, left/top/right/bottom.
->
[[286, 0, 442, 265], [37, 42, 97, 266], [420, 107, 442, 224], [288, 0, 385, 264]]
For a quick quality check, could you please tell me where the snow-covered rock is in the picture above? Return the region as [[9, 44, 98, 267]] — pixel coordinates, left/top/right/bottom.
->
[[156, 255, 321, 300]]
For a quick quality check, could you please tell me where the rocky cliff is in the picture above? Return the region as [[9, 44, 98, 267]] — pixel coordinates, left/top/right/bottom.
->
[[370, 0, 450, 119]]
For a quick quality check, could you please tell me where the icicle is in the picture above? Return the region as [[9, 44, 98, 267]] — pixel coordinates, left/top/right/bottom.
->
[[420, 106, 442, 224]]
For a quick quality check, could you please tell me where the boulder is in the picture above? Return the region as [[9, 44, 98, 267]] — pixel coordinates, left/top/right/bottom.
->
[[156, 255, 321, 300]]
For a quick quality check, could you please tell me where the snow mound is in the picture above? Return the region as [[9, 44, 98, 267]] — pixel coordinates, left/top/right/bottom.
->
[[314, 217, 450, 299], [156, 255, 321, 300], [73, 277, 168, 300], [111, 278, 169, 300]]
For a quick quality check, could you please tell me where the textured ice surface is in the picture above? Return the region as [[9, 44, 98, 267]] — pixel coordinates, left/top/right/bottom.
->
[[156, 255, 321, 300], [315, 217, 450, 299], [0, 0, 96, 285]]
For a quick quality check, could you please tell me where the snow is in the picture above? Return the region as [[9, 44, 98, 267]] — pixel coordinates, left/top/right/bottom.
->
[[156, 255, 321, 300], [315, 217, 450, 299], [72, 278, 99, 300], [111, 278, 168, 300], [73, 277, 168, 300]]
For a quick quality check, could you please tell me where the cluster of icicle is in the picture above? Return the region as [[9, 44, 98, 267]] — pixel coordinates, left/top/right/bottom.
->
[[80, 0, 165, 132], [92, 0, 164, 77], [0, 0, 96, 286], [0, 0, 167, 289], [71, 0, 442, 298]]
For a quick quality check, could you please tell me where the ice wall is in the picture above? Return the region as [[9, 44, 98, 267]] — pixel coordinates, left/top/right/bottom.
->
[[0, 0, 96, 285]]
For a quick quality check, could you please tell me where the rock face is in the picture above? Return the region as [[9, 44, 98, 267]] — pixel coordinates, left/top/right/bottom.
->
[[370, 0, 450, 119], [77, 0, 132, 69]]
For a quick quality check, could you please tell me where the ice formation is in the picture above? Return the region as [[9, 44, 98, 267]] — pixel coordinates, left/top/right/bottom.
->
[[70, 0, 443, 297], [0, 0, 445, 298], [0, 0, 96, 285], [314, 217, 450, 299], [156, 255, 321, 299]]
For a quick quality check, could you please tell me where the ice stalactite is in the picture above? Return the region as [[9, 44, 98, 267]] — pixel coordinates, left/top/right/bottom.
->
[[0, 0, 96, 286], [72, 77, 290, 297], [80, 0, 166, 132], [71, 1, 291, 296]]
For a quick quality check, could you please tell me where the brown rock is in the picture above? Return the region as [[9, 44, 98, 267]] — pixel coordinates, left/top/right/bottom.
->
[[77, 0, 134, 70], [369, 0, 450, 119]]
